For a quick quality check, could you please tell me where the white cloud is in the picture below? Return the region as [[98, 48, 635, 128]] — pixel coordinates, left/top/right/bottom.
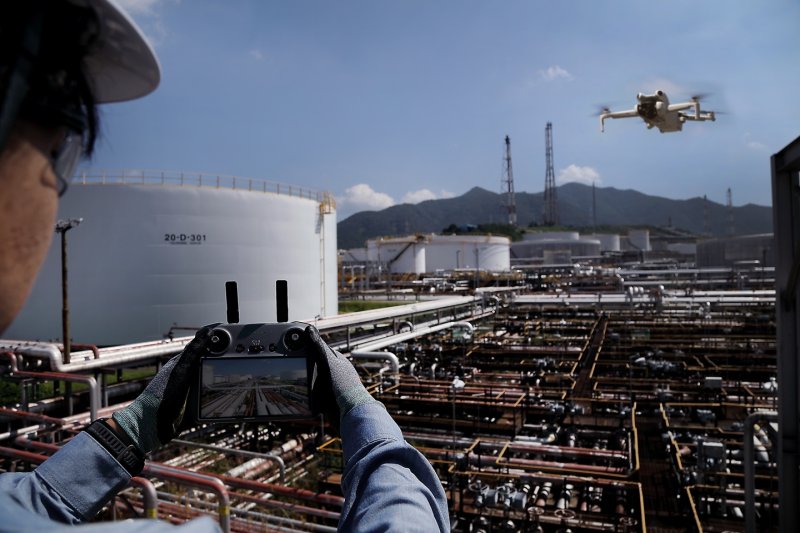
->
[[401, 188, 455, 204], [746, 141, 767, 152], [115, 0, 164, 15], [115, 0, 175, 46], [338, 184, 395, 212], [249, 49, 264, 61], [557, 164, 601, 185], [539, 65, 572, 82]]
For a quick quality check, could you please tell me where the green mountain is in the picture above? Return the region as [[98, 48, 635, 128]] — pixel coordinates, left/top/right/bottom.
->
[[337, 183, 773, 249]]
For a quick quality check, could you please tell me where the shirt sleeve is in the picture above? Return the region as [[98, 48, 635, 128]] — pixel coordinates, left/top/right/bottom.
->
[[0, 431, 131, 524], [0, 431, 222, 532], [339, 402, 450, 532]]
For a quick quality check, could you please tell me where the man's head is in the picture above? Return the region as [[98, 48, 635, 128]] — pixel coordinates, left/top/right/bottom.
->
[[0, 0, 160, 333]]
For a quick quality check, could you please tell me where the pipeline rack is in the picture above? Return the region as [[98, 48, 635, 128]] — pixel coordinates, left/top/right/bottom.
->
[[0, 277, 778, 532]]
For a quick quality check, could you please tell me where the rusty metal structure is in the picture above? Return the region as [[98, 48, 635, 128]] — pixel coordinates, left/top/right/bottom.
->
[[0, 264, 780, 532]]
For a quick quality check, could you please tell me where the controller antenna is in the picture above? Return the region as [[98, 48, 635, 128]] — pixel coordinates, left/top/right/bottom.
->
[[276, 280, 288, 323], [225, 281, 239, 324]]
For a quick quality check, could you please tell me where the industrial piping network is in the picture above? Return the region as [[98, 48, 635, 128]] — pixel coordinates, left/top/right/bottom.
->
[[171, 439, 286, 483], [744, 411, 778, 533], [348, 321, 477, 384], [9, 436, 344, 532], [0, 294, 494, 375]]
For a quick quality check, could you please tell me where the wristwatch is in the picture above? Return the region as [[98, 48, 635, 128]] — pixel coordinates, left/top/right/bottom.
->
[[85, 418, 145, 476]]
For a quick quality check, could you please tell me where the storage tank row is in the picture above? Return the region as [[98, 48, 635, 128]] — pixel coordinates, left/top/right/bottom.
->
[[511, 230, 652, 264], [696, 233, 774, 267], [345, 234, 510, 274], [6, 171, 338, 345]]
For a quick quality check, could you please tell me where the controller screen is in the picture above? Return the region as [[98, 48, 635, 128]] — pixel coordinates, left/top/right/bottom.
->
[[200, 356, 311, 419]]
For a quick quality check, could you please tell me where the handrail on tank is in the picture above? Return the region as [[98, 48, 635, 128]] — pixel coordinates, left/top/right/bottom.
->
[[74, 169, 335, 207]]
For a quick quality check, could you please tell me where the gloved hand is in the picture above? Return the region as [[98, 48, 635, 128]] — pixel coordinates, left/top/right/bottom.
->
[[305, 325, 376, 426], [112, 324, 218, 454]]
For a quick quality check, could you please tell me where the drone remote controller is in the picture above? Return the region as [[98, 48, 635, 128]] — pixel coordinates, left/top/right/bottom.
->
[[193, 281, 317, 423]]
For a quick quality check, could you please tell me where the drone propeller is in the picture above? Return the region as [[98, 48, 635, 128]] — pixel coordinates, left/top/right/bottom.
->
[[690, 93, 708, 102], [592, 104, 613, 117]]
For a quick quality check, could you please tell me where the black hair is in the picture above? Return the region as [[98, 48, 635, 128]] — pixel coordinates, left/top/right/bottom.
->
[[0, 1, 100, 156]]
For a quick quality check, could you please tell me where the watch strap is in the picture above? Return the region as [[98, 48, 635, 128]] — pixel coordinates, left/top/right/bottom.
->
[[86, 418, 145, 476]]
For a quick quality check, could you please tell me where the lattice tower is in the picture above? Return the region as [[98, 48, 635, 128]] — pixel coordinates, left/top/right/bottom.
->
[[726, 188, 735, 236], [502, 135, 517, 226], [543, 122, 558, 226]]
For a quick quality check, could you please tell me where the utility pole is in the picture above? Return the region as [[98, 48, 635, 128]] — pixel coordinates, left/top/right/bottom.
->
[[55, 218, 83, 364], [592, 181, 597, 233], [726, 188, 735, 236], [502, 135, 517, 227], [543, 122, 558, 226], [703, 195, 710, 236]]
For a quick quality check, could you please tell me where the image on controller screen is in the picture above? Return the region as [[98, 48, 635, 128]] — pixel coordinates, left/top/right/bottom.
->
[[200, 357, 310, 418]]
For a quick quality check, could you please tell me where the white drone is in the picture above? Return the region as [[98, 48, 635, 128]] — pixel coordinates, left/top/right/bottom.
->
[[599, 90, 716, 133]]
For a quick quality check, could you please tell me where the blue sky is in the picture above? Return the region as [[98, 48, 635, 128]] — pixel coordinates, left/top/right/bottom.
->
[[93, 0, 800, 220]]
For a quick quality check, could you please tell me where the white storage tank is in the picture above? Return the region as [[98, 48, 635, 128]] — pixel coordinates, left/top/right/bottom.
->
[[425, 234, 510, 272], [588, 233, 621, 252], [364, 234, 510, 273], [6, 171, 338, 345], [522, 231, 580, 242], [366, 236, 428, 274], [341, 248, 369, 262], [543, 250, 572, 265], [511, 238, 601, 259], [627, 229, 651, 251]]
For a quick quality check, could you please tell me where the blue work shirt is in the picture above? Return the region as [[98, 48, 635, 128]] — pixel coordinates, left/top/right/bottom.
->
[[0, 402, 449, 532]]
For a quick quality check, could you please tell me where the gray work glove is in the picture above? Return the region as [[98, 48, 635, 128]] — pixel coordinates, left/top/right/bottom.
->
[[305, 325, 376, 427], [112, 324, 218, 454]]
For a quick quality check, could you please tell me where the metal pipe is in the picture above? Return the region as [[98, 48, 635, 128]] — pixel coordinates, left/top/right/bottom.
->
[[744, 411, 778, 533], [143, 463, 231, 533], [0, 424, 43, 442], [350, 351, 399, 385], [2, 351, 99, 420], [231, 505, 337, 533], [214, 472, 344, 507], [0, 407, 65, 426], [0, 445, 49, 464], [129, 476, 158, 519], [0, 338, 190, 372], [171, 439, 286, 483], [350, 320, 481, 353], [232, 489, 340, 522]]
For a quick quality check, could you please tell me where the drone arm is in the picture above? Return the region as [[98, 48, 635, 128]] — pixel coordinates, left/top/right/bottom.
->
[[667, 102, 694, 112], [681, 111, 716, 123], [599, 109, 638, 132]]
